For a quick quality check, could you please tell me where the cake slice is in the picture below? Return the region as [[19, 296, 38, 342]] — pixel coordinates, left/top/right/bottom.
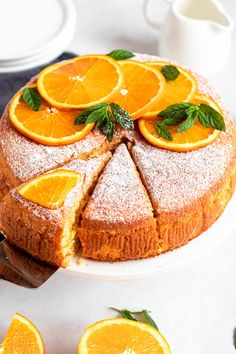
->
[[80, 144, 159, 261], [0, 152, 111, 267]]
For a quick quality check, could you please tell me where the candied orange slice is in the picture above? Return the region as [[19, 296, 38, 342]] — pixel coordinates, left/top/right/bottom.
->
[[78, 318, 171, 354], [9, 85, 94, 146], [143, 61, 197, 117], [139, 94, 221, 152], [113, 60, 166, 119], [37, 55, 123, 109], [19, 170, 81, 209], [0, 313, 44, 354]]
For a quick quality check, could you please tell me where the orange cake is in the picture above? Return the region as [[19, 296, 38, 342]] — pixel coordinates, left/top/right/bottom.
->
[[0, 53, 236, 267]]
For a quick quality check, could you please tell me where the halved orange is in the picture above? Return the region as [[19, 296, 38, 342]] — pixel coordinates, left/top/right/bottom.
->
[[19, 169, 81, 209], [139, 94, 221, 152], [37, 55, 123, 109], [78, 318, 171, 354], [143, 62, 197, 117], [9, 85, 94, 146], [113, 60, 166, 119], [0, 313, 44, 354]]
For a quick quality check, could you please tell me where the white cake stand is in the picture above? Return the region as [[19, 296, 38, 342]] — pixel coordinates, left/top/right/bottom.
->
[[63, 193, 236, 280]]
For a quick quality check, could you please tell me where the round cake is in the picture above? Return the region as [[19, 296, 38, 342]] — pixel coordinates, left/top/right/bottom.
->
[[0, 53, 235, 267]]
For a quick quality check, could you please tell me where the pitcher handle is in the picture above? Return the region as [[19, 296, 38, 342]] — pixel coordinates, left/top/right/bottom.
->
[[143, 0, 172, 30]]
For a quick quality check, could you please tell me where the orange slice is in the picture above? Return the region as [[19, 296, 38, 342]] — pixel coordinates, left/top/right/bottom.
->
[[78, 318, 171, 354], [113, 60, 166, 119], [0, 313, 44, 354], [143, 61, 197, 117], [19, 169, 81, 209], [9, 85, 94, 146], [139, 94, 221, 152], [37, 55, 123, 109]]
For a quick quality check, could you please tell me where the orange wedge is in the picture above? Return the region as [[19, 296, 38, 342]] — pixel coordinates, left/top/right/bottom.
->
[[139, 94, 221, 152], [113, 60, 166, 119], [143, 61, 197, 117], [37, 55, 123, 109], [19, 170, 81, 209], [78, 318, 171, 354], [9, 85, 94, 146], [0, 313, 44, 354]]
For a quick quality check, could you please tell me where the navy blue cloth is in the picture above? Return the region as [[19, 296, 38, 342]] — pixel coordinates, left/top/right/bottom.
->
[[0, 52, 76, 116]]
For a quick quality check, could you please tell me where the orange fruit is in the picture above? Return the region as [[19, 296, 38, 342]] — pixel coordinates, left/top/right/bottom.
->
[[78, 318, 171, 354], [138, 94, 221, 152], [0, 313, 44, 354], [19, 169, 81, 209], [9, 85, 94, 146], [37, 55, 123, 109], [113, 60, 166, 119], [143, 61, 197, 117]]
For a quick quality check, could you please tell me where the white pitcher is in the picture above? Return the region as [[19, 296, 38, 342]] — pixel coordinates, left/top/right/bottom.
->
[[143, 0, 234, 76]]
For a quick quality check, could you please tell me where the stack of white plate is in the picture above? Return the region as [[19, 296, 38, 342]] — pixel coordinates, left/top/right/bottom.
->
[[0, 0, 77, 72]]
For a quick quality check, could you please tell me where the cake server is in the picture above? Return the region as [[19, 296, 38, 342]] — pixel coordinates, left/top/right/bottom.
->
[[0, 233, 58, 288]]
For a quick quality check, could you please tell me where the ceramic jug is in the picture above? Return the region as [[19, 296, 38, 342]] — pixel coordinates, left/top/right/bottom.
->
[[143, 0, 234, 76]]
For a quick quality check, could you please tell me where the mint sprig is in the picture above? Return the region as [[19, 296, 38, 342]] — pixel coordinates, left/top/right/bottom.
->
[[110, 307, 159, 330], [161, 65, 180, 81], [75, 103, 134, 141], [22, 87, 42, 111], [107, 49, 135, 60], [155, 101, 226, 140]]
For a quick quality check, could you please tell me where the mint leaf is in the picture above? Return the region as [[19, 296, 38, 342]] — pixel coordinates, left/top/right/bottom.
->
[[110, 308, 137, 321], [22, 88, 42, 111], [159, 103, 192, 119], [162, 116, 184, 125], [161, 65, 180, 81], [107, 49, 135, 60], [75, 103, 107, 125], [101, 112, 115, 141], [110, 103, 134, 130], [155, 122, 173, 141], [177, 111, 196, 133], [142, 310, 159, 330], [200, 103, 226, 131], [85, 106, 108, 125]]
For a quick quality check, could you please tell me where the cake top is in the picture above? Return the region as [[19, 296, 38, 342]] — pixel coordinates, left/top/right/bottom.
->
[[83, 143, 154, 225]]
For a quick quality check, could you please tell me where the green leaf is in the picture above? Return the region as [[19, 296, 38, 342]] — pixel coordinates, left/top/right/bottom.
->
[[200, 103, 226, 131], [74, 103, 107, 125], [22, 88, 42, 111], [155, 122, 173, 141], [110, 308, 137, 321], [177, 111, 196, 133], [161, 65, 180, 81], [233, 328, 236, 349], [85, 106, 108, 125], [101, 112, 115, 141], [110, 103, 134, 130], [162, 116, 184, 125], [107, 49, 135, 60], [159, 103, 193, 119], [142, 310, 159, 330]]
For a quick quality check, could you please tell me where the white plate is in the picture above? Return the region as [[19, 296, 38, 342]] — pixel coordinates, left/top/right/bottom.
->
[[63, 192, 236, 280]]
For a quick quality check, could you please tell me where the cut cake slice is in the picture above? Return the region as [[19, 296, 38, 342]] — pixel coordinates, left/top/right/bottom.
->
[[80, 144, 159, 261], [0, 152, 111, 267]]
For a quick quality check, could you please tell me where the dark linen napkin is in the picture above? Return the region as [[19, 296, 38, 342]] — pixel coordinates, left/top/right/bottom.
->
[[0, 52, 76, 117]]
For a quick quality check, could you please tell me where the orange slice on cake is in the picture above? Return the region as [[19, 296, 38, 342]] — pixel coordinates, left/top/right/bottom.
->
[[113, 60, 166, 119], [78, 318, 171, 354], [0, 313, 44, 354], [37, 55, 123, 109], [139, 94, 222, 152], [9, 85, 94, 146], [143, 62, 197, 117], [19, 170, 81, 209]]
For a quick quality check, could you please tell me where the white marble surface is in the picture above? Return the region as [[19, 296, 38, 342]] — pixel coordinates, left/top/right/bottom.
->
[[1, 1, 236, 353]]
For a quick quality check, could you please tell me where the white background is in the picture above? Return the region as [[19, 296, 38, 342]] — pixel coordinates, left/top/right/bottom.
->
[[1, 1, 236, 353]]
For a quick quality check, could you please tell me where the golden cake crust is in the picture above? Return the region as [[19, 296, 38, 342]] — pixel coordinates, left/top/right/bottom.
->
[[0, 53, 236, 266]]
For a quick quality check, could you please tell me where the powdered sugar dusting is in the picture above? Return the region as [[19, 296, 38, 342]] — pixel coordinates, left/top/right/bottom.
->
[[83, 144, 153, 223]]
